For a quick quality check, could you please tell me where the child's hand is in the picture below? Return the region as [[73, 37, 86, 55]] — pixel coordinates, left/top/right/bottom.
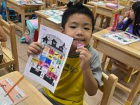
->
[[27, 42, 43, 56], [124, 11, 130, 17], [76, 47, 91, 72]]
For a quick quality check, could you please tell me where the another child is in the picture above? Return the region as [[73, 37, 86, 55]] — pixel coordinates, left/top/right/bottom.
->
[[27, 4, 102, 105], [112, 1, 140, 69], [117, 1, 140, 37], [0, 25, 7, 63]]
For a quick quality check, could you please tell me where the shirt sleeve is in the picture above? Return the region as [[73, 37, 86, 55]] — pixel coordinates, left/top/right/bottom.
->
[[89, 46, 102, 86], [117, 18, 128, 30]]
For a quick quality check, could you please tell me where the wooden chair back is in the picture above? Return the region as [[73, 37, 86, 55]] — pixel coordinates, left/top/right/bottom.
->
[[84, 72, 118, 105], [83, 4, 97, 20], [0, 15, 19, 71]]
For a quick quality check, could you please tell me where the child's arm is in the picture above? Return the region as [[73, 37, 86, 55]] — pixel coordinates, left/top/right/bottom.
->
[[27, 42, 43, 56], [117, 11, 130, 30], [0, 26, 7, 42], [76, 47, 99, 95]]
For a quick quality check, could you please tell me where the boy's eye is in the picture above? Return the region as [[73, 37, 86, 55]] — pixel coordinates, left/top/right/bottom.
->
[[70, 26, 76, 28], [84, 27, 90, 30]]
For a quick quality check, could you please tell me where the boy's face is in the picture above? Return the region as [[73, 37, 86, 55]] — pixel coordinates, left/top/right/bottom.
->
[[63, 13, 92, 52]]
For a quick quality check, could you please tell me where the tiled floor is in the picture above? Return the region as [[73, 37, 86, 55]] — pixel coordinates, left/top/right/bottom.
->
[[0, 31, 140, 105]]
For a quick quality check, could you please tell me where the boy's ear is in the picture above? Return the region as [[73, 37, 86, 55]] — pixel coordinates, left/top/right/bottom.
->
[[60, 27, 65, 33]]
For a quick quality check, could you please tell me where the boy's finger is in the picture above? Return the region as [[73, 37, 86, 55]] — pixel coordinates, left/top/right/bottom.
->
[[30, 42, 43, 48], [29, 47, 41, 54], [30, 43, 42, 51], [76, 47, 88, 52]]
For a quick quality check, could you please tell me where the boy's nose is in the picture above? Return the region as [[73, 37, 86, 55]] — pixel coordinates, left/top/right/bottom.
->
[[77, 28, 83, 36]]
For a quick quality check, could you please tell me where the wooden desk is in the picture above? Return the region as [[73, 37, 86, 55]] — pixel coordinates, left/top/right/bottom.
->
[[92, 29, 140, 105], [35, 10, 62, 32], [5, 0, 42, 35], [87, 2, 125, 30], [0, 71, 52, 105]]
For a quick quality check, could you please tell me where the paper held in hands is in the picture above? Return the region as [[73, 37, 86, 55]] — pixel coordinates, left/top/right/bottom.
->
[[24, 25, 73, 93]]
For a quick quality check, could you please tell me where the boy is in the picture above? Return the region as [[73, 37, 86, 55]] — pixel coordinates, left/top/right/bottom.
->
[[27, 4, 102, 105]]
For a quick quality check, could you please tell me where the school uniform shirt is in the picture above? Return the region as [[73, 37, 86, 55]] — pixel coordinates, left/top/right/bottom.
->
[[43, 45, 102, 105], [117, 18, 140, 36]]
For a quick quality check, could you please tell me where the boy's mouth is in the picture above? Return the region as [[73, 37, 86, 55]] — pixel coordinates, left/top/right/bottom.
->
[[74, 38, 85, 42]]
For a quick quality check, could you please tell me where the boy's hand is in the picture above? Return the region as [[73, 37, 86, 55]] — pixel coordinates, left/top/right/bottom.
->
[[27, 42, 43, 56], [76, 47, 91, 72]]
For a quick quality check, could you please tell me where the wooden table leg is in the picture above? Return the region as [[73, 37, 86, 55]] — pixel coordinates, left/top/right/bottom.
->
[[110, 13, 115, 27], [101, 54, 107, 71], [21, 9, 25, 35], [99, 15, 104, 28], [106, 58, 112, 71], [125, 72, 140, 105], [124, 67, 134, 83]]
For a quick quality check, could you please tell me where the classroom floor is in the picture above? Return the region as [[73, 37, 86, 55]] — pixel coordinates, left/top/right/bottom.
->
[[0, 30, 140, 105]]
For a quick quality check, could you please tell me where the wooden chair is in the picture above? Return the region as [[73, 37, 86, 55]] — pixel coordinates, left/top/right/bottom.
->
[[101, 54, 139, 83], [83, 4, 97, 18], [41, 0, 56, 9], [0, 15, 19, 71], [83, 4, 98, 31], [84, 72, 118, 105]]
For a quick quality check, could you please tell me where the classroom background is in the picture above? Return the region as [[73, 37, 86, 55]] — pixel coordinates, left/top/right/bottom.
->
[[0, 0, 140, 105]]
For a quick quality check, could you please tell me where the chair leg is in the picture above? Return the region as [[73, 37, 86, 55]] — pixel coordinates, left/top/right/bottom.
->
[[106, 58, 113, 71], [101, 54, 107, 71], [125, 101, 132, 105], [124, 67, 134, 83]]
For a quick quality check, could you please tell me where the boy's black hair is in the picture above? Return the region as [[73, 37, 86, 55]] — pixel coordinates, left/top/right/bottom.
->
[[123, 1, 140, 36], [62, 4, 95, 32]]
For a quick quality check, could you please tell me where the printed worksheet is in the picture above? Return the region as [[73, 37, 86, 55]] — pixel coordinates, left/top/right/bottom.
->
[[108, 32, 140, 45], [0, 78, 27, 105], [24, 25, 73, 93]]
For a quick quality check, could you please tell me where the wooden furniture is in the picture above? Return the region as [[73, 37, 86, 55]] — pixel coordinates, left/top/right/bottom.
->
[[92, 29, 140, 105], [0, 15, 19, 71], [42, 0, 56, 9], [5, 0, 42, 35], [0, 71, 53, 105], [129, 0, 136, 9], [56, 0, 69, 5], [87, 1, 125, 30], [35, 10, 62, 32], [104, 54, 139, 83], [84, 72, 118, 105], [119, 0, 130, 7], [83, 4, 97, 18], [35, 3, 97, 32]]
